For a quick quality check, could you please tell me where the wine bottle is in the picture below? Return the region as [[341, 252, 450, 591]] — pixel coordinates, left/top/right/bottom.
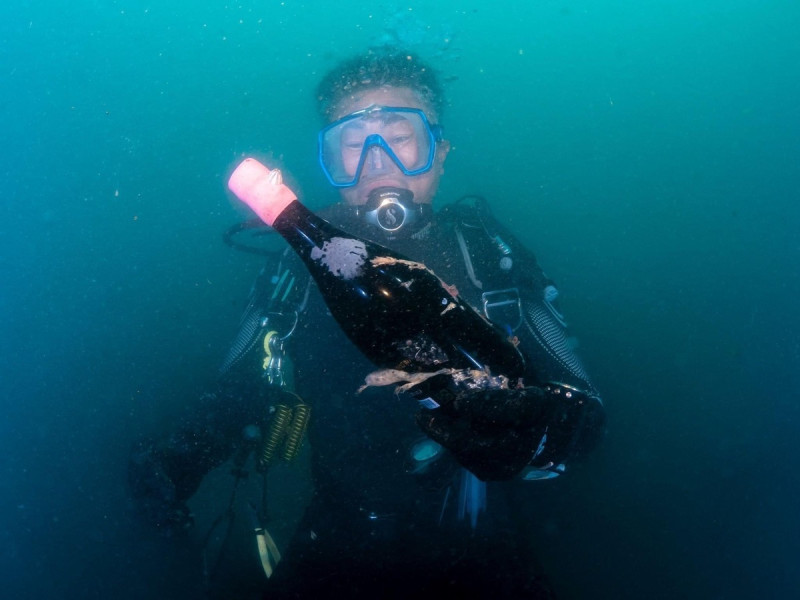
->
[[228, 158, 525, 380]]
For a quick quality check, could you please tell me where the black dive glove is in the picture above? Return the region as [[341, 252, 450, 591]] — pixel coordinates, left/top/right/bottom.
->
[[128, 439, 195, 536], [415, 383, 604, 481]]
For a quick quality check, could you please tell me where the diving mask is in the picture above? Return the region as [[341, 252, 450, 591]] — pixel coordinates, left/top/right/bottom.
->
[[318, 106, 443, 188]]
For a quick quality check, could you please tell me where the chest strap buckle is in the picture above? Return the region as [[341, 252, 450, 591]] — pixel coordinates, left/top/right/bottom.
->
[[481, 287, 523, 332]]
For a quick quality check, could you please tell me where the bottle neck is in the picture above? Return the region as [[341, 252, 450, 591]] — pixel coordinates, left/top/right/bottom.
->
[[272, 199, 335, 252]]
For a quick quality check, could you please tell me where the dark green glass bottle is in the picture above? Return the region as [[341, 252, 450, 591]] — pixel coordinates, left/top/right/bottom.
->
[[229, 158, 525, 378]]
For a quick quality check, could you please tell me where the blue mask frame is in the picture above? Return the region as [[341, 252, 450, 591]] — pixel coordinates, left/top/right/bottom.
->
[[318, 106, 444, 188]]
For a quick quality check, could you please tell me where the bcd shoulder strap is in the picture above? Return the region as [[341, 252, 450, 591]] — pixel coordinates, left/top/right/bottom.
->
[[441, 197, 549, 333]]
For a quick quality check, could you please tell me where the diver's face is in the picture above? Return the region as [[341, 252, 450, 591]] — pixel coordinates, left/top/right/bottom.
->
[[331, 86, 449, 206]]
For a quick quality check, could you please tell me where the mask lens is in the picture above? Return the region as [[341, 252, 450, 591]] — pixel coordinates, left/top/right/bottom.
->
[[319, 107, 437, 187]]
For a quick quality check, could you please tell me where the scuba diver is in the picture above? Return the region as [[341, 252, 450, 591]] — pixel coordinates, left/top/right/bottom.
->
[[128, 49, 605, 599]]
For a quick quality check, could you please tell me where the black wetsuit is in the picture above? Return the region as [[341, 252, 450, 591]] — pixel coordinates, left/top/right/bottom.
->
[[129, 200, 605, 599]]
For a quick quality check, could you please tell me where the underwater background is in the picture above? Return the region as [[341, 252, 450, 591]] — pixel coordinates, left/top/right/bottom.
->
[[2, 1, 798, 598]]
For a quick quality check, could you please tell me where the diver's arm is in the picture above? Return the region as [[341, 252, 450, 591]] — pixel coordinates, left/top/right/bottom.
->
[[417, 383, 605, 481], [416, 224, 605, 481], [127, 389, 247, 534], [414, 299, 606, 482], [128, 251, 309, 533]]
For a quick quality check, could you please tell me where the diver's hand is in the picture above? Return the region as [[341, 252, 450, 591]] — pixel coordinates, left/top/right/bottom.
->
[[416, 387, 551, 481], [416, 384, 601, 481], [158, 503, 195, 535], [128, 440, 195, 536]]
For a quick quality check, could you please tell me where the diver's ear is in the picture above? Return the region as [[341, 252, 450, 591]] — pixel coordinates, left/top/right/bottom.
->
[[435, 140, 451, 173]]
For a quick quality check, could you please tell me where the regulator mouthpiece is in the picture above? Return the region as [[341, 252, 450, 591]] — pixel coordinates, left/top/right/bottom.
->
[[363, 187, 426, 237]]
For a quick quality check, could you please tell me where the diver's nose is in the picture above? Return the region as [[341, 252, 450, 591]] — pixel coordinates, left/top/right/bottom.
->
[[366, 146, 385, 171]]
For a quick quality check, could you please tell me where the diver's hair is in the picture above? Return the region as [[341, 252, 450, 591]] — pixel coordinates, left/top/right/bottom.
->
[[316, 48, 444, 121]]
